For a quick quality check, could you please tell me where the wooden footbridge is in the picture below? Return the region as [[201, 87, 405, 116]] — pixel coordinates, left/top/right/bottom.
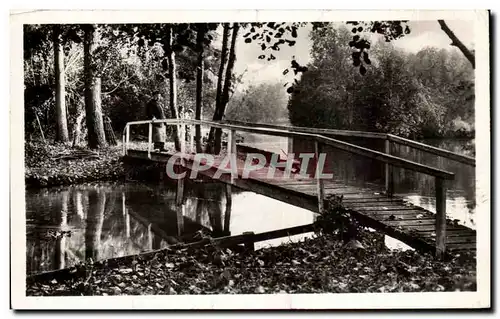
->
[[122, 118, 476, 259]]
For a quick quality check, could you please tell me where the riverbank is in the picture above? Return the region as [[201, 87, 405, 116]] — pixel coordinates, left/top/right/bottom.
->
[[26, 229, 476, 296], [25, 141, 128, 188]]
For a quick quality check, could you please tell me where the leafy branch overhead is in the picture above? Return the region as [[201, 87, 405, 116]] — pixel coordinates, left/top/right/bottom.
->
[[346, 21, 410, 75], [241, 21, 412, 93]]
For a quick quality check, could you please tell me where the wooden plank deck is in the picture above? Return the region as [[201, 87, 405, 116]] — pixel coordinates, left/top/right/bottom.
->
[[124, 149, 476, 256]]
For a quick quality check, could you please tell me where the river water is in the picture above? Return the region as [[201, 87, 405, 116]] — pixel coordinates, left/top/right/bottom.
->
[[26, 182, 315, 275], [25, 136, 475, 275]]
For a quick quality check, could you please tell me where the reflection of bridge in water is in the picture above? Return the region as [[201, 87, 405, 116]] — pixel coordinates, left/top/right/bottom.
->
[[123, 118, 477, 260]]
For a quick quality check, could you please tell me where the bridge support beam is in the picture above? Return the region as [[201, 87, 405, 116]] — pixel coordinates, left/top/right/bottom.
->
[[227, 129, 237, 185], [287, 136, 294, 154], [175, 155, 186, 237], [385, 139, 394, 197], [435, 177, 447, 260], [224, 184, 232, 234], [314, 141, 325, 213]]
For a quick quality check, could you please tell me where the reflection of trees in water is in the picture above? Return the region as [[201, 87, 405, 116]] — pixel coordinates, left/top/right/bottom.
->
[[54, 190, 68, 269], [26, 182, 236, 274], [184, 182, 232, 238], [84, 187, 106, 261]]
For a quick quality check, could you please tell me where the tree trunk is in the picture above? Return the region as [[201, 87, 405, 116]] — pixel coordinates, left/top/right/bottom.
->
[[166, 26, 181, 151], [53, 25, 69, 143], [213, 23, 239, 154], [206, 23, 230, 154], [83, 24, 107, 149], [195, 26, 206, 153]]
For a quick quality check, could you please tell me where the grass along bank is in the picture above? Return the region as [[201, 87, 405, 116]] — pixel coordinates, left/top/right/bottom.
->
[[25, 141, 150, 188]]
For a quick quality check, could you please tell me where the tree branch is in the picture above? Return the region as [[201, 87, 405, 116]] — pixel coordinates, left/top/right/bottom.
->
[[437, 20, 475, 69], [102, 74, 136, 95]]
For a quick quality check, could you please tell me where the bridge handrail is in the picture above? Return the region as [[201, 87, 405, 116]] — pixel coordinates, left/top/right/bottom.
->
[[387, 134, 475, 166], [123, 118, 454, 180], [220, 119, 475, 167], [220, 119, 387, 139]]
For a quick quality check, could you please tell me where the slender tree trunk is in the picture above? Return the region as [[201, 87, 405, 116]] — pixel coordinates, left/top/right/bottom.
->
[[166, 26, 181, 151], [83, 24, 107, 149], [214, 23, 239, 154], [206, 23, 230, 153], [195, 26, 206, 153], [53, 25, 69, 143]]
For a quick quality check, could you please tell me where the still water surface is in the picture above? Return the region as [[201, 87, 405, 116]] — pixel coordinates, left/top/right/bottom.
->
[[26, 182, 314, 275]]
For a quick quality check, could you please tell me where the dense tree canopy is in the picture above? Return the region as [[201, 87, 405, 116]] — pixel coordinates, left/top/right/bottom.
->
[[225, 82, 289, 123], [287, 24, 474, 139], [23, 20, 475, 146]]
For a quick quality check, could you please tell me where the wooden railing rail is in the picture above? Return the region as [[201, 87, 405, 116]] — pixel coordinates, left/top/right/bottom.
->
[[387, 134, 476, 167], [220, 119, 387, 139], [220, 120, 475, 166]]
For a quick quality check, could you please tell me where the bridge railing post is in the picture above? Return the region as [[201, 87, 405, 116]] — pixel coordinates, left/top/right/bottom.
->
[[180, 123, 186, 154], [385, 138, 394, 197], [122, 130, 126, 156], [435, 177, 447, 260], [147, 122, 153, 159], [227, 129, 237, 184], [124, 124, 130, 156], [189, 124, 195, 153], [314, 140, 325, 213]]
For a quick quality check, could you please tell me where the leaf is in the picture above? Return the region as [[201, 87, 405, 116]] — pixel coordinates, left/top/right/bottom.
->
[[359, 65, 367, 75], [110, 286, 122, 295], [244, 38, 252, 44], [346, 239, 364, 250], [258, 55, 265, 59], [118, 268, 133, 274], [363, 52, 371, 65], [255, 286, 266, 294], [168, 286, 177, 295]]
